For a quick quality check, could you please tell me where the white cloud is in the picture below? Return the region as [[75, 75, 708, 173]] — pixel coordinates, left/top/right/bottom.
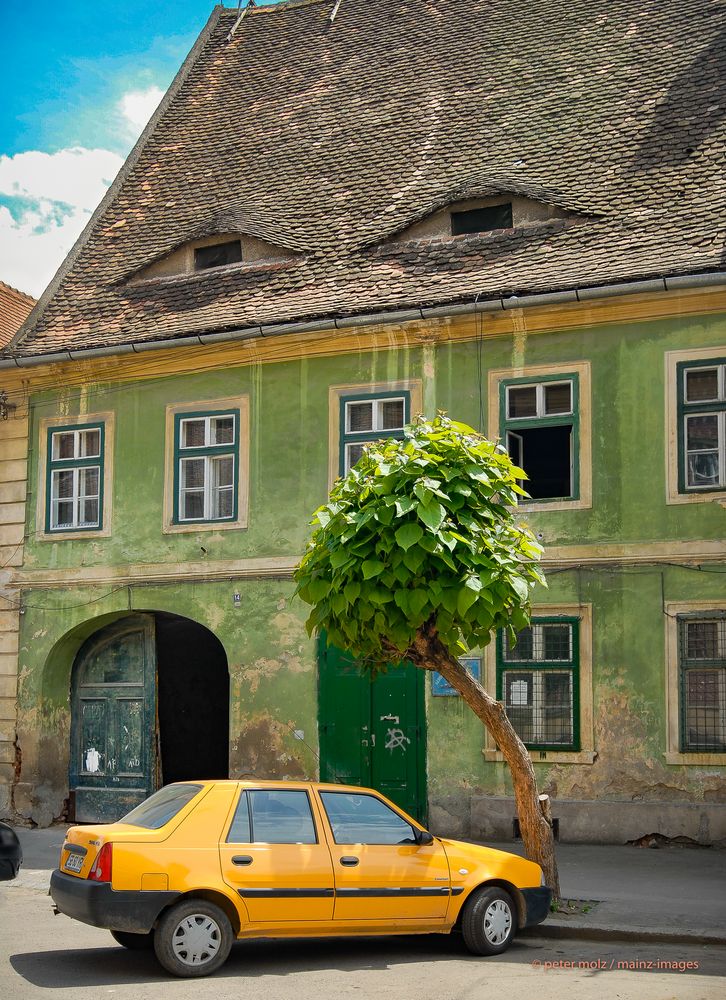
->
[[118, 86, 164, 137], [0, 147, 124, 298]]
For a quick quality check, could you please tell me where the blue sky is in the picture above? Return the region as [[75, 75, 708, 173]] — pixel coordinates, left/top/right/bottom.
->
[[1, 1, 282, 297]]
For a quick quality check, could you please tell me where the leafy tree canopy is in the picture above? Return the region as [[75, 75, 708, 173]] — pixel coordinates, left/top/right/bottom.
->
[[295, 414, 545, 664]]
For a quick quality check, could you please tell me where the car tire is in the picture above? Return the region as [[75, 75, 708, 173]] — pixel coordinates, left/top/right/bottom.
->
[[461, 886, 517, 956], [110, 929, 155, 950], [153, 900, 233, 977]]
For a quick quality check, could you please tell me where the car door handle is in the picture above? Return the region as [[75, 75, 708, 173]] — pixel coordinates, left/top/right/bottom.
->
[[232, 855, 253, 866], [340, 856, 359, 867]]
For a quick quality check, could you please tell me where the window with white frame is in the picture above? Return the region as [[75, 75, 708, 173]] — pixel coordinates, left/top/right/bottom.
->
[[501, 376, 578, 500], [339, 392, 409, 475], [496, 618, 580, 749], [677, 359, 726, 492], [678, 614, 726, 752], [46, 424, 104, 532], [174, 411, 239, 523]]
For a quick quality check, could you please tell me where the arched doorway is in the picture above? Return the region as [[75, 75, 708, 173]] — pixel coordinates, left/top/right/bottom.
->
[[70, 612, 229, 822]]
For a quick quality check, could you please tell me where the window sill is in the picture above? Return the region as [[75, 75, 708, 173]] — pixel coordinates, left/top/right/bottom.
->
[[516, 498, 591, 513], [483, 749, 596, 765], [38, 528, 110, 542], [163, 518, 248, 535], [664, 751, 726, 766]]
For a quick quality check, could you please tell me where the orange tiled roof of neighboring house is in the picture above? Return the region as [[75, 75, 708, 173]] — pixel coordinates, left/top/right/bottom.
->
[[0, 281, 36, 347]]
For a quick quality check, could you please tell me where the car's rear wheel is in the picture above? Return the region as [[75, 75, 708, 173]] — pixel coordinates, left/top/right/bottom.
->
[[461, 886, 517, 955], [153, 900, 233, 977], [110, 929, 154, 950]]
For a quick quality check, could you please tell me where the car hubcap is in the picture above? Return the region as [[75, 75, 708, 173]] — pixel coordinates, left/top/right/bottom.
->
[[171, 913, 221, 966], [483, 899, 512, 945]]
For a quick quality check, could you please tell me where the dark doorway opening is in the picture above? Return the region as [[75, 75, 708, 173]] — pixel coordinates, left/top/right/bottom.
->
[[156, 612, 230, 784]]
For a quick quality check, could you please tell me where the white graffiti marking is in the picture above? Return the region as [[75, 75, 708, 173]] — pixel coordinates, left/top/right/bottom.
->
[[84, 747, 101, 773], [385, 728, 411, 752]]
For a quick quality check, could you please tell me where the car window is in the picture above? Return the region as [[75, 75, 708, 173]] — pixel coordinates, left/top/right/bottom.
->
[[119, 783, 203, 829], [227, 789, 317, 844], [320, 791, 416, 845], [226, 790, 251, 843]]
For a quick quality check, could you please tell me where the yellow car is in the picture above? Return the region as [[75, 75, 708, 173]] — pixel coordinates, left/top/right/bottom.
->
[[50, 780, 551, 977]]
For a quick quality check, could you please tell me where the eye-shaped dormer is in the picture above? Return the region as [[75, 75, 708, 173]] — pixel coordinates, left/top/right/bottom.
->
[[389, 194, 571, 244], [128, 232, 297, 283]]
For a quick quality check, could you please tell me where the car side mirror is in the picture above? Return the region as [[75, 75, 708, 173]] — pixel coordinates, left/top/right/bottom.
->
[[414, 829, 434, 846]]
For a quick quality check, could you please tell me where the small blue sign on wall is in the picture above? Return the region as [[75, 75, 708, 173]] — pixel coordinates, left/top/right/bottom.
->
[[431, 656, 482, 696]]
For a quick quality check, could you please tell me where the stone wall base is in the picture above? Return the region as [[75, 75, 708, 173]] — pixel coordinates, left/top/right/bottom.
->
[[430, 794, 726, 844]]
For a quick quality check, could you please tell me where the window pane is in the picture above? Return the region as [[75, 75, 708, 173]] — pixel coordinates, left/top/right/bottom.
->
[[79, 429, 100, 458], [685, 620, 723, 661], [514, 424, 572, 499], [181, 419, 206, 449], [347, 402, 373, 432], [53, 500, 75, 528], [212, 455, 234, 489], [181, 491, 205, 520], [684, 669, 726, 750], [507, 386, 537, 418], [504, 672, 534, 743], [380, 399, 404, 429], [248, 789, 316, 844], [345, 442, 366, 470], [687, 452, 720, 488], [505, 627, 534, 661], [194, 241, 242, 270], [544, 382, 572, 415], [120, 784, 203, 830], [542, 624, 572, 661], [213, 489, 233, 520], [53, 469, 75, 499], [685, 368, 719, 403], [52, 432, 76, 460], [181, 458, 205, 489], [227, 791, 251, 843], [80, 499, 99, 527], [320, 791, 415, 845], [686, 414, 719, 451], [80, 466, 99, 498], [211, 416, 235, 445], [541, 672, 573, 744]]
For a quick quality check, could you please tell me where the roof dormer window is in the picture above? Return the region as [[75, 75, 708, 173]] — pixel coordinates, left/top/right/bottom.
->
[[451, 203, 513, 235], [194, 240, 242, 271]]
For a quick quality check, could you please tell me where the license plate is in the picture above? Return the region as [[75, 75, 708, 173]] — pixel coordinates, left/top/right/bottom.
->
[[64, 853, 84, 873]]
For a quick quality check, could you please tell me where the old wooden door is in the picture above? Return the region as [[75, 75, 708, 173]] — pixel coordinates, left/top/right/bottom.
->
[[70, 615, 156, 822], [318, 638, 427, 822]]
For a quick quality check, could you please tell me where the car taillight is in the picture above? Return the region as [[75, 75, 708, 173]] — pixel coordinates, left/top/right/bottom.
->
[[89, 843, 113, 883]]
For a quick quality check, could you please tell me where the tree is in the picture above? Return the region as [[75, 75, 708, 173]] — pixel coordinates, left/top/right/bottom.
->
[[294, 414, 560, 896]]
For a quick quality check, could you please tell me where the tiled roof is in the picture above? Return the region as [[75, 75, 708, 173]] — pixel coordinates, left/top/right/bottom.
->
[[0, 281, 36, 347], [7, 0, 726, 357]]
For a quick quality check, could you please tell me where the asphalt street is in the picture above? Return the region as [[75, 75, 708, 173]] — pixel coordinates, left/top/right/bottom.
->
[[1, 878, 725, 1000]]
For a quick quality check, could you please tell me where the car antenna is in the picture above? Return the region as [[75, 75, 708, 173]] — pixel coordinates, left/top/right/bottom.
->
[[279, 719, 345, 784]]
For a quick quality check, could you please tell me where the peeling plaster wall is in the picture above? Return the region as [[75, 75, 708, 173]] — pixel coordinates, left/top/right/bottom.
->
[[5, 307, 726, 835]]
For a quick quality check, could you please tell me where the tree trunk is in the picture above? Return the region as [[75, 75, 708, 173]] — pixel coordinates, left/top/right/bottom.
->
[[409, 625, 561, 898]]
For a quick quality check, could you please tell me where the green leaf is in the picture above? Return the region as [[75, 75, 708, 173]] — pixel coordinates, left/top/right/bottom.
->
[[344, 582, 361, 603], [457, 586, 478, 617], [409, 590, 430, 618], [510, 575, 530, 601], [362, 559, 385, 579], [395, 522, 424, 551], [394, 496, 417, 516], [403, 546, 426, 573], [417, 501, 446, 532]]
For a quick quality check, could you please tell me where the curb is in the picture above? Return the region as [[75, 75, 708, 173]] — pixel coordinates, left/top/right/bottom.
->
[[521, 923, 726, 947]]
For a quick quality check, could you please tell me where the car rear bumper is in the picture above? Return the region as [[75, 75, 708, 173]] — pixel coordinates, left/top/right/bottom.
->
[[521, 886, 552, 927], [50, 869, 180, 934]]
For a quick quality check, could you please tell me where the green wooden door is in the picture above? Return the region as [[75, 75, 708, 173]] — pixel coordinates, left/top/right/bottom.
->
[[318, 637, 427, 822], [70, 615, 156, 822]]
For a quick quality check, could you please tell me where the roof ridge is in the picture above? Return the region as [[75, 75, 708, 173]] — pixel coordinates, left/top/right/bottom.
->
[[0, 280, 36, 304]]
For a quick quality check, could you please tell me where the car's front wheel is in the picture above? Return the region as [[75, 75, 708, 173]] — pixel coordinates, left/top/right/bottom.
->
[[153, 900, 233, 977], [461, 886, 517, 955], [110, 929, 154, 950]]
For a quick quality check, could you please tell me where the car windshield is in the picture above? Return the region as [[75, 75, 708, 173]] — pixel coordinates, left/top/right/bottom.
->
[[119, 783, 203, 829]]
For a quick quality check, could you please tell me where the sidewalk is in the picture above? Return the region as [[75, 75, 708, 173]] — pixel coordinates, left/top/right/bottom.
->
[[497, 840, 726, 946], [6, 826, 726, 946]]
